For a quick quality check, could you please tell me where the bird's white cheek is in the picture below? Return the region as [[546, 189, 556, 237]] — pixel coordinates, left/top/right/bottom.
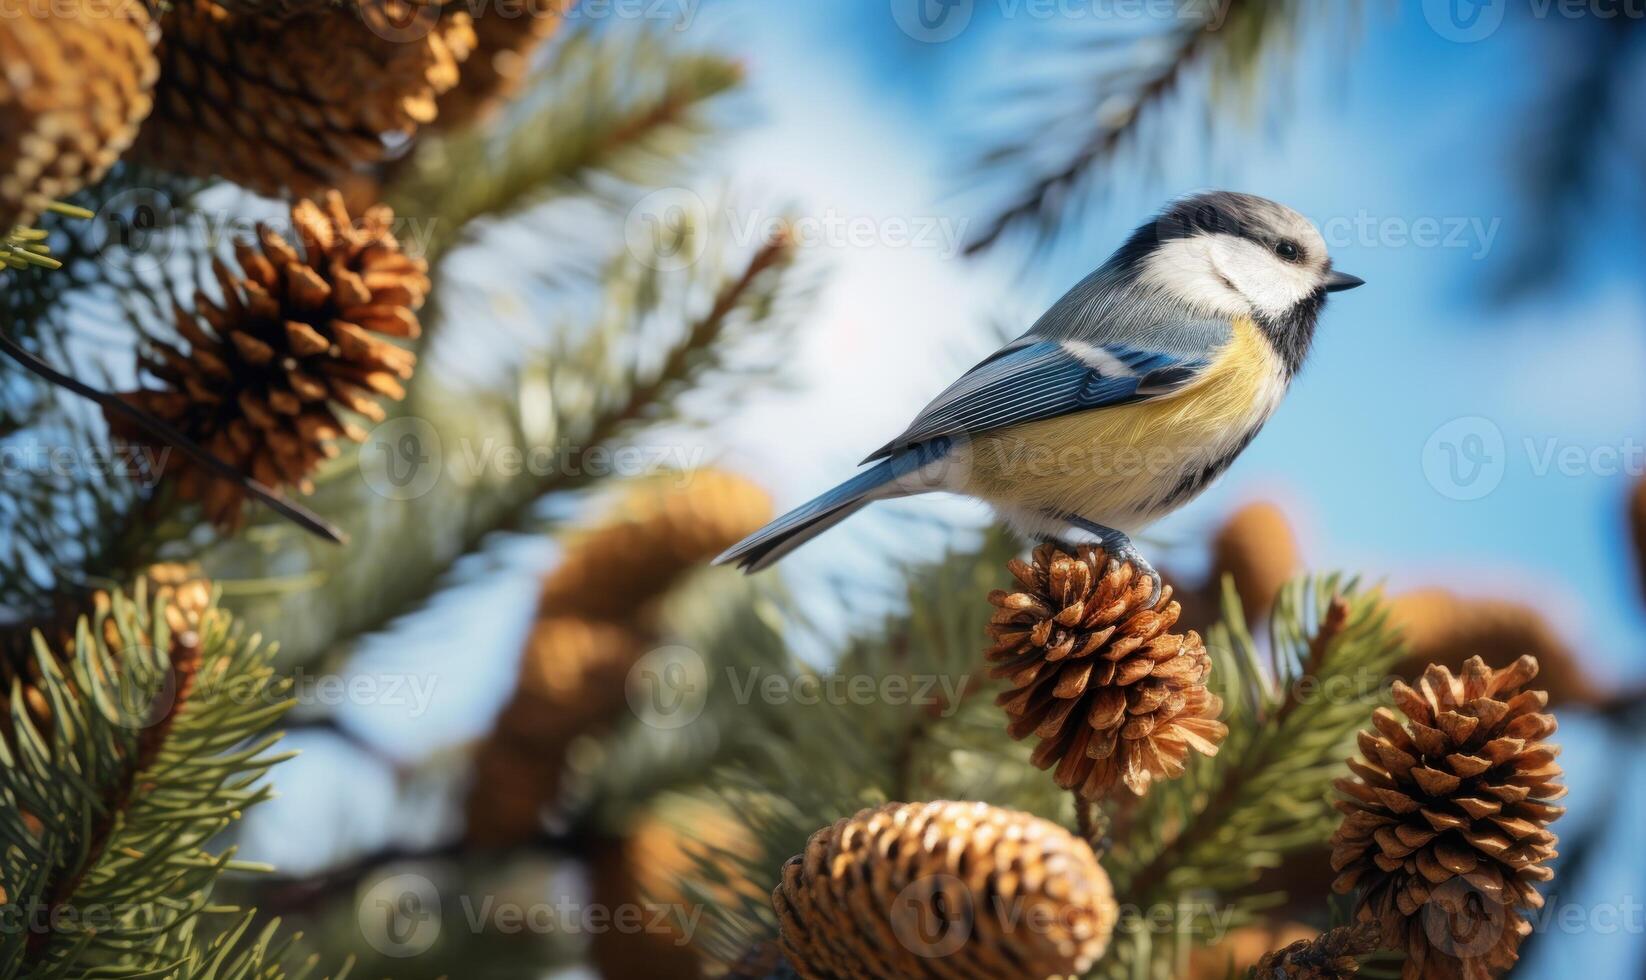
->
[[1137, 238, 1249, 319], [1211, 242, 1313, 320]]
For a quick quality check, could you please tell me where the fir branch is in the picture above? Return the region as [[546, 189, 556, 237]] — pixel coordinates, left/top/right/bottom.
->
[[388, 28, 744, 261], [964, 0, 1341, 257], [0, 576, 294, 977], [559, 231, 794, 486]]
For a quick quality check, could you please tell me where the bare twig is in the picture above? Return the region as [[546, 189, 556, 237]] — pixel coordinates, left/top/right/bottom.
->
[[0, 329, 346, 544]]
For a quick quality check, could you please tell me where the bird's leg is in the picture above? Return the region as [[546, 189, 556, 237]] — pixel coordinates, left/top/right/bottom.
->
[[1043, 512, 1163, 605]]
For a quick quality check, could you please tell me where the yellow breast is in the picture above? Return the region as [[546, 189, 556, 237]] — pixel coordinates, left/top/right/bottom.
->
[[960, 316, 1287, 527]]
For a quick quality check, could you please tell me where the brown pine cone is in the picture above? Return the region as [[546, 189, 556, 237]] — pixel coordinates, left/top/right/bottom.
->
[[1211, 501, 1301, 624], [1329, 655, 1563, 980], [1387, 590, 1603, 708], [1251, 923, 1381, 979], [133, 0, 475, 197], [434, 0, 568, 130], [539, 471, 774, 621], [0, 0, 158, 228], [725, 942, 800, 979], [112, 190, 428, 527], [989, 544, 1227, 799], [773, 801, 1117, 980], [465, 616, 648, 846], [589, 800, 761, 979]]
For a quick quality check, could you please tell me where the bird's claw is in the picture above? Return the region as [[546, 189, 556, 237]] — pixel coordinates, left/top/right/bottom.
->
[[1105, 538, 1163, 607], [1039, 513, 1163, 606]]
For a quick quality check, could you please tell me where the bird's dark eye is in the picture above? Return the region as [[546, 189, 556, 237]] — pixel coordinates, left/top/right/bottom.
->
[[1274, 240, 1301, 262]]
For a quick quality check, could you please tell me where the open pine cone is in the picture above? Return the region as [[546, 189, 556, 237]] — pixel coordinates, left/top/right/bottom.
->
[[1330, 655, 1563, 980], [134, 0, 475, 196], [773, 801, 1117, 980], [0, 0, 158, 228], [112, 190, 428, 527], [988, 543, 1227, 798]]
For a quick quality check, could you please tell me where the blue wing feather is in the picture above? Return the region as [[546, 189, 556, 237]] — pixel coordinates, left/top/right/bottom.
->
[[862, 337, 1215, 463]]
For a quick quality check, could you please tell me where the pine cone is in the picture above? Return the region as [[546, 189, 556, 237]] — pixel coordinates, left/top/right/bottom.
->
[[589, 800, 761, 979], [112, 190, 428, 527], [0, 0, 158, 228], [465, 616, 648, 846], [435, 0, 567, 130], [1251, 924, 1381, 979], [1329, 655, 1563, 980], [773, 801, 1117, 980], [725, 942, 801, 979], [1388, 590, 1602, 708], [988, 544, 1227, 799], [539, 470, 774, 620], [1212, 501, 1301, 624], [133, 0, 475, 197]]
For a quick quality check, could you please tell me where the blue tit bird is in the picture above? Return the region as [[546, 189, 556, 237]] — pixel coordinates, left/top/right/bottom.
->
[[716, 191, 1364, 590]]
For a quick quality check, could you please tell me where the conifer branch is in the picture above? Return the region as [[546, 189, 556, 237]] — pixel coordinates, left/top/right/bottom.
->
[[389, 29, 744, 261], [965, 0, 1345, 256], [0, 575, 296, 976]]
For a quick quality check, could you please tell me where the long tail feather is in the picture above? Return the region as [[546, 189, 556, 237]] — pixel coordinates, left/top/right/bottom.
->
[[717, 452, 926, 572]]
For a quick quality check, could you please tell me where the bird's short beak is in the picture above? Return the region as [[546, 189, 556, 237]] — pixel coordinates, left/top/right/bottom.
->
[[1325, 270, 1366, 293]]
